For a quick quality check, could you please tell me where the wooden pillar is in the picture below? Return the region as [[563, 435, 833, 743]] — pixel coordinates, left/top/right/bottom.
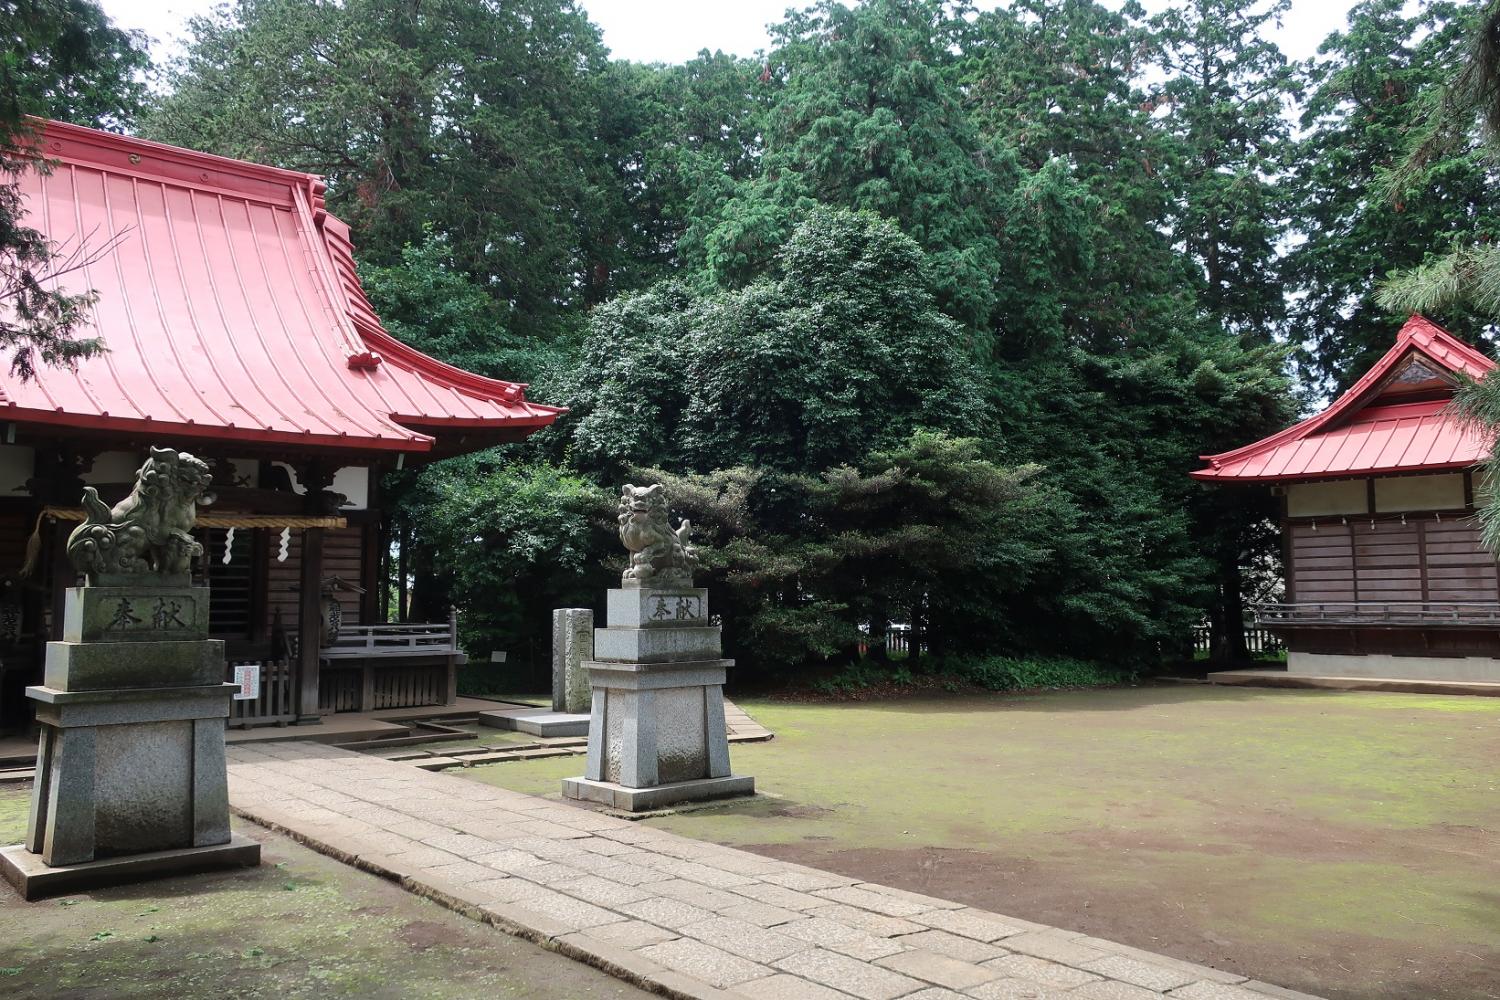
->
[[296, 526, 325, 723]]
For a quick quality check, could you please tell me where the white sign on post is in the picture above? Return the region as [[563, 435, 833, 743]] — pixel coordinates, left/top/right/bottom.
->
[[233, 662, 261, 701]]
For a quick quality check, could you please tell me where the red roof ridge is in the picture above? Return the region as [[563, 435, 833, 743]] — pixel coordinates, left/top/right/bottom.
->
[[1193, 315, 1493, 481], [27, 118, 321, 200]]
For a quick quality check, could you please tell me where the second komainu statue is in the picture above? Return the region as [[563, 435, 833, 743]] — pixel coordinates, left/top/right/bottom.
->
[[616, 483, 697, 588]]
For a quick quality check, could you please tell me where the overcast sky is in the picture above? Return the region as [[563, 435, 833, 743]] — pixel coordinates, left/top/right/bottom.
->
[[99, 0, 1357, 68]]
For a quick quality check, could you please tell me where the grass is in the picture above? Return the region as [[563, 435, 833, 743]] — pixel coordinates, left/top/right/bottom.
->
[[451, 684, 1500, 1000]]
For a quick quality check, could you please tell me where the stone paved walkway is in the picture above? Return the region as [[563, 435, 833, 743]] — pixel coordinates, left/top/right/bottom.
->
[[226, 742, 1319, 1000]]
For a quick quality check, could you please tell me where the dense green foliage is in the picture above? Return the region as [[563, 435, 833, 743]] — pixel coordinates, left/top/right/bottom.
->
[[127, 0, 1500, 677], [0, 0, 146, 378], [1286, 0, 1500, 392]]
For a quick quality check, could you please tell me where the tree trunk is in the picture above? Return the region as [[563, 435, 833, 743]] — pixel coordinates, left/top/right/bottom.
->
[[1211, 555, 1248, 664]]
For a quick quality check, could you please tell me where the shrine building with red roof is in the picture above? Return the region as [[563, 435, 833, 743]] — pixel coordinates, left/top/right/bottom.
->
[[1194, 315, 1500, 684], [0, 121, 565, 732]]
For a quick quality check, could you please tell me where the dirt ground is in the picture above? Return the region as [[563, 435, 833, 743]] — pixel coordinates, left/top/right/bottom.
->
[[454, 683, 1500, 1000], [0, 786, 650, 1000]]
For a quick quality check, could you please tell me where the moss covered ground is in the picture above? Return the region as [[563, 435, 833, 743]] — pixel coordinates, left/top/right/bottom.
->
[[0, 786, 647, 1000], [453, 684, 1500, 1000]]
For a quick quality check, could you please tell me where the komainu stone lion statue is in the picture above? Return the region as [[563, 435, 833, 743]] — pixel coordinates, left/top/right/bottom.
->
[[67, 447, 213, 581], [617, 483, 697, 588]]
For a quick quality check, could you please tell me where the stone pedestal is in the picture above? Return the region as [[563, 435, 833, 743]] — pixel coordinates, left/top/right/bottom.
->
[[563, 588, 753, 811], [1, 585, 259, 899], [552, 608, 594, 714]]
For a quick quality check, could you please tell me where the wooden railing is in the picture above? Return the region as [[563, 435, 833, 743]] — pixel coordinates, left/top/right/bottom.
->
[[320, 615, 460, 659], [1255, 601, 1500, 627]]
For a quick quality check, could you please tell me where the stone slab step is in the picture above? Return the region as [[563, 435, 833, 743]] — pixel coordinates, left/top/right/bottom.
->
[[479, 707, 591, 738]]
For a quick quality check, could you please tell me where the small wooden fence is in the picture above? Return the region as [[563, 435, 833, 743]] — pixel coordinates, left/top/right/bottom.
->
[[228, 658, 296, 727], [1191, 624, 1283, 657], [233, 616, 463, 725]]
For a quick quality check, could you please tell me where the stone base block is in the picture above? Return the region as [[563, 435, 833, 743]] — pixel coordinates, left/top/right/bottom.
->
[[1289, 650, 1500, 682], [594, 625, 721, 664], [0, 833, 260, 901], [561, 774, 753, 812], [45, 638, 226, 691], [478, 708, 590, 738]]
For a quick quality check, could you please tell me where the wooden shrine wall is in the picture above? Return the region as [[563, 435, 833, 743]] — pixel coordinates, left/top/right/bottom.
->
[[265, 526, 366, 633], [1287, 517, 1500, 604]]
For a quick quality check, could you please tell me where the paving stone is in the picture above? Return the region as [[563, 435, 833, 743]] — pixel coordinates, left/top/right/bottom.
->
[[680, 916, 812, 963], [620, 896, 719, 931], [760, 868, 860, 892], [966, 979, 1069, 1000], [875, 950, 998, 989], [383, 846, 464, 870], [734, 882, 831, 911], [1168, 983, 1281, 1000], [721, 900, 808, 927], [569, 857, 673, 886], [382, 818, 451, 840], [580, 837, 639, 857], [856, 883, 967, 911], [507, 861, 587, 886], [649, 877, 747, 911], [639, 938, 770, 988], [1069, 981, 1167, 1000], [900, 991, 971, 1000], [552, 875, 654, 908], [487, 882, 622, 929], [775, 948, 926, 1000], [804, 903, 925, 938], [472, 848, 545, 871], [892, 930, 1008, 964], [1000, 930, 1110, 965], [1076, 939, 1248, 986], [648, 858, 758, 888], [778, 917, 905, 961], [1081, 954, 1198, 992], [423, 860, 512, 885], [912, 908, 1029, 943], [579, 919, 679, 950], [814, 884, 936, 917], [736, 973, 856, 1000], [981, 954, 1100, 989]]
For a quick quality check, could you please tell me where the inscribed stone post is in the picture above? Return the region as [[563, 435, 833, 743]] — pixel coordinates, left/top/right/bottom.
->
[[552, 608, 594, 714]]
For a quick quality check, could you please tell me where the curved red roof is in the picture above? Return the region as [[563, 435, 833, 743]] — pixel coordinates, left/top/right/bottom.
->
[[5, 120, 563, 453], [1193, 315, 1493, 482]]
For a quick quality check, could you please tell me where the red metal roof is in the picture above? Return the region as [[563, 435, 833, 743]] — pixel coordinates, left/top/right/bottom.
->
[[1193, 315, 1494, 483], [4, 120, 563, 453]]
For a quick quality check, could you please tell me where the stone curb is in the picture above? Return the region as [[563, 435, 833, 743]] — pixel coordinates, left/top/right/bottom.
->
[[229, 803, 752, 1000]]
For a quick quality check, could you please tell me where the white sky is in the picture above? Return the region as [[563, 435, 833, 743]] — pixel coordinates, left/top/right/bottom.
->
[[98, 0, 1357, 68]]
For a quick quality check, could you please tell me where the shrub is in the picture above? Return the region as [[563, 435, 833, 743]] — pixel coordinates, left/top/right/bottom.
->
[[947, 655, 1135, 691]]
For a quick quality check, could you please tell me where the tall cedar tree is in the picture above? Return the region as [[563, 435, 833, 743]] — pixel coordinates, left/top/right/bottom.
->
[[149, 0, 622, 342], [1285, 0, 1500, 395]]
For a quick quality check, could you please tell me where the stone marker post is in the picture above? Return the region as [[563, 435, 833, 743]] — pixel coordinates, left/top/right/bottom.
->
[[562, 484, 753, 811], [0, 448, 260, 900], [552, 608, 594, 714]]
